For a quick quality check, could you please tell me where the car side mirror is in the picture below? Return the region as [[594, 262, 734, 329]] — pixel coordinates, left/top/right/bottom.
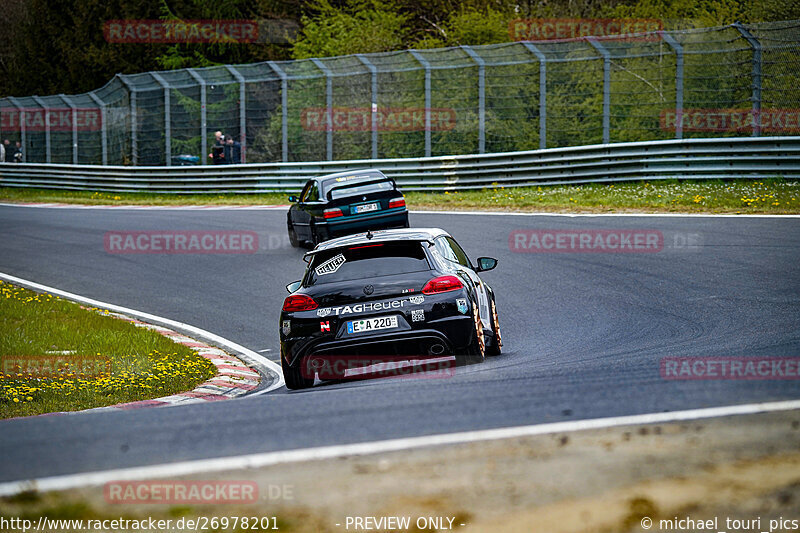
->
[[475, 257, 497, 272], [288, 195, 299, 203], [286, 280, 302, 293]]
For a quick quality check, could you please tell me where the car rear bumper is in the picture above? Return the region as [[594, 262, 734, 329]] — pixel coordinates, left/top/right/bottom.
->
[[281, 315, 473, 367], [320, 209, 408, 238]]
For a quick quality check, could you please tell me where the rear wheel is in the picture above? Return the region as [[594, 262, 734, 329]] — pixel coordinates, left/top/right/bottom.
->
[[281, 356, 314, 390], [486, 296, 503, 356], [288, 224, 300, 248], [457, 302, 485, 366]]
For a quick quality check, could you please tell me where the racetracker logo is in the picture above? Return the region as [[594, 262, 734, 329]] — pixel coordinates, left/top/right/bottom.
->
[[660, 108, 800, 133], [299, 355, 455, 381], [509, 229, 664, 253], [661, 357, 800, 380], [104, 481, 258, 504], [103, 20, 259, 43], [1, 356, 111, 378], [509, 18, 663, 42], [104, 231, 258, 254], [1, 108, 102, 132], [301, 107, 456, 132]]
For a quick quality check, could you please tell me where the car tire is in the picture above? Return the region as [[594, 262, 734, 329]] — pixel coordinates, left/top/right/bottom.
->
[[457, 303, 486, 366], [281, 356, 314, 390], [486, 296, 502, 356], [288, 225, 300, 248]]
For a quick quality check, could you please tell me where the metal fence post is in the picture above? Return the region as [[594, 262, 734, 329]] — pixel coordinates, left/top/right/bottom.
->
[[7, 97, 26, 162], [267, 62, 288, 162], [587, 37, 611, 144], [31, 96, 51, 163], [117, 75, 137, 165], [87, 92, 108, 165], [734, 23, 763, 137], [409, 50, 432, 157], [59, 94, 78, 164], [150, 72, 172, 165], [187, 69, 207, 165], [356, 54, 379, 159], [225, 66, 247, 163], [521, 43, 547, 149], [311, 58, 333, 161], [461, 45, 486, 154], [660, 32, 684, 139]]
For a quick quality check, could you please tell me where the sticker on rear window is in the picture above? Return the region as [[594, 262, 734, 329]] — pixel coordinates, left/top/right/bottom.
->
[[315, 253, 346, 276]]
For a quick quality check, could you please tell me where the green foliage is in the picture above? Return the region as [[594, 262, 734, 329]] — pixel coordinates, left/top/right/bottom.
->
[[437, 7, 514, 46], [292, 0, 411, 59], [607, 0, 746, 27]]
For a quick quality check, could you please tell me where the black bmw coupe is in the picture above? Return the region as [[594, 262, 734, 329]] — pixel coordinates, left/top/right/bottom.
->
[[287, 169, 409, 247]]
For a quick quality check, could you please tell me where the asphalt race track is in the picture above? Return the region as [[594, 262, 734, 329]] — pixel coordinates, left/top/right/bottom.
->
[[1, 205, 799, 483]]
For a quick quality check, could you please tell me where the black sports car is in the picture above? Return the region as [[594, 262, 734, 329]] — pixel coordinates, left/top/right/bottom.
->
[[279, 228, 502, 389], [286, 169, 409, 247]]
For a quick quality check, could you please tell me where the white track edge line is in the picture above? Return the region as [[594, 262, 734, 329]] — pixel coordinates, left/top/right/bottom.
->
[[1, 398, 799, 496], [410, 209, 800, 218], [2, 202, 799, 217], [0, 272, 284, 397]]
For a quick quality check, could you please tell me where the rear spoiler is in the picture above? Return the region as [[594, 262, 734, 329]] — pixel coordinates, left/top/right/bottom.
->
[[303, 237, 434, 262], [325, 176, 397, 201]]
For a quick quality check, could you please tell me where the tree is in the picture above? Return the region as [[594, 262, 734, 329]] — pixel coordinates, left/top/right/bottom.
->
[[291, 0, 411, 59]]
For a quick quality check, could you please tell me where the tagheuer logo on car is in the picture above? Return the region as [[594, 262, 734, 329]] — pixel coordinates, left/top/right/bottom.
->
[[315, 253, 346, 276], [315, 295, 425, 317]]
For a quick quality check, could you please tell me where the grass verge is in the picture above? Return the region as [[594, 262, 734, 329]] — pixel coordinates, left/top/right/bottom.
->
[[1, 179, 799, 213], [0, 281, 217, 419]]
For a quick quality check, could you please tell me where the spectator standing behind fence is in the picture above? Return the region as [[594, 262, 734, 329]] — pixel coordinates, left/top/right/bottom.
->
[[209, 131, 225, 164], [225, 136, 241, 164], [2, 139, 12, 163], [0, 141, 5, 163], [13, 141, 22, 163]]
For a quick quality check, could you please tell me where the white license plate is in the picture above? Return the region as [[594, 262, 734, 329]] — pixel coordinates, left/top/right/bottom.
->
[[347, 315, 398, 334], [354, 202, 378, 214]]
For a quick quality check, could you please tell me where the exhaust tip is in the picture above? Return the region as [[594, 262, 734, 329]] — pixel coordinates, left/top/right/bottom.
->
[[428, 343, 446, 355]]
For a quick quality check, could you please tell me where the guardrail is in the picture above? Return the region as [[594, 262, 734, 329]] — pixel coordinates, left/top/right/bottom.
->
[[1, 137, 799, 194]]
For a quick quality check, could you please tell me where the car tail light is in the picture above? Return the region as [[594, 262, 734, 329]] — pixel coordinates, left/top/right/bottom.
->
[[283, 294, 318, 312], [422, 275, 463, 294], [389, 197, 406, 209], [323, 208, 343, 219]]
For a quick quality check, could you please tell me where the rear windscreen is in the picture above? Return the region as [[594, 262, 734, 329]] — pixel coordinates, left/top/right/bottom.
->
[[306, 242, 429, 285], [327, 180, 394, 200]]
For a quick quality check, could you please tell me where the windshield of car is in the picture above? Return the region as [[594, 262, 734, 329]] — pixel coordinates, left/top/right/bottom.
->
[[305, 242, 429, 285]]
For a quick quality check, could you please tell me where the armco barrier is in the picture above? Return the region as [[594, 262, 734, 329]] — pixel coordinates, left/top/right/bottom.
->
[[1, 137, 798, 194]]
